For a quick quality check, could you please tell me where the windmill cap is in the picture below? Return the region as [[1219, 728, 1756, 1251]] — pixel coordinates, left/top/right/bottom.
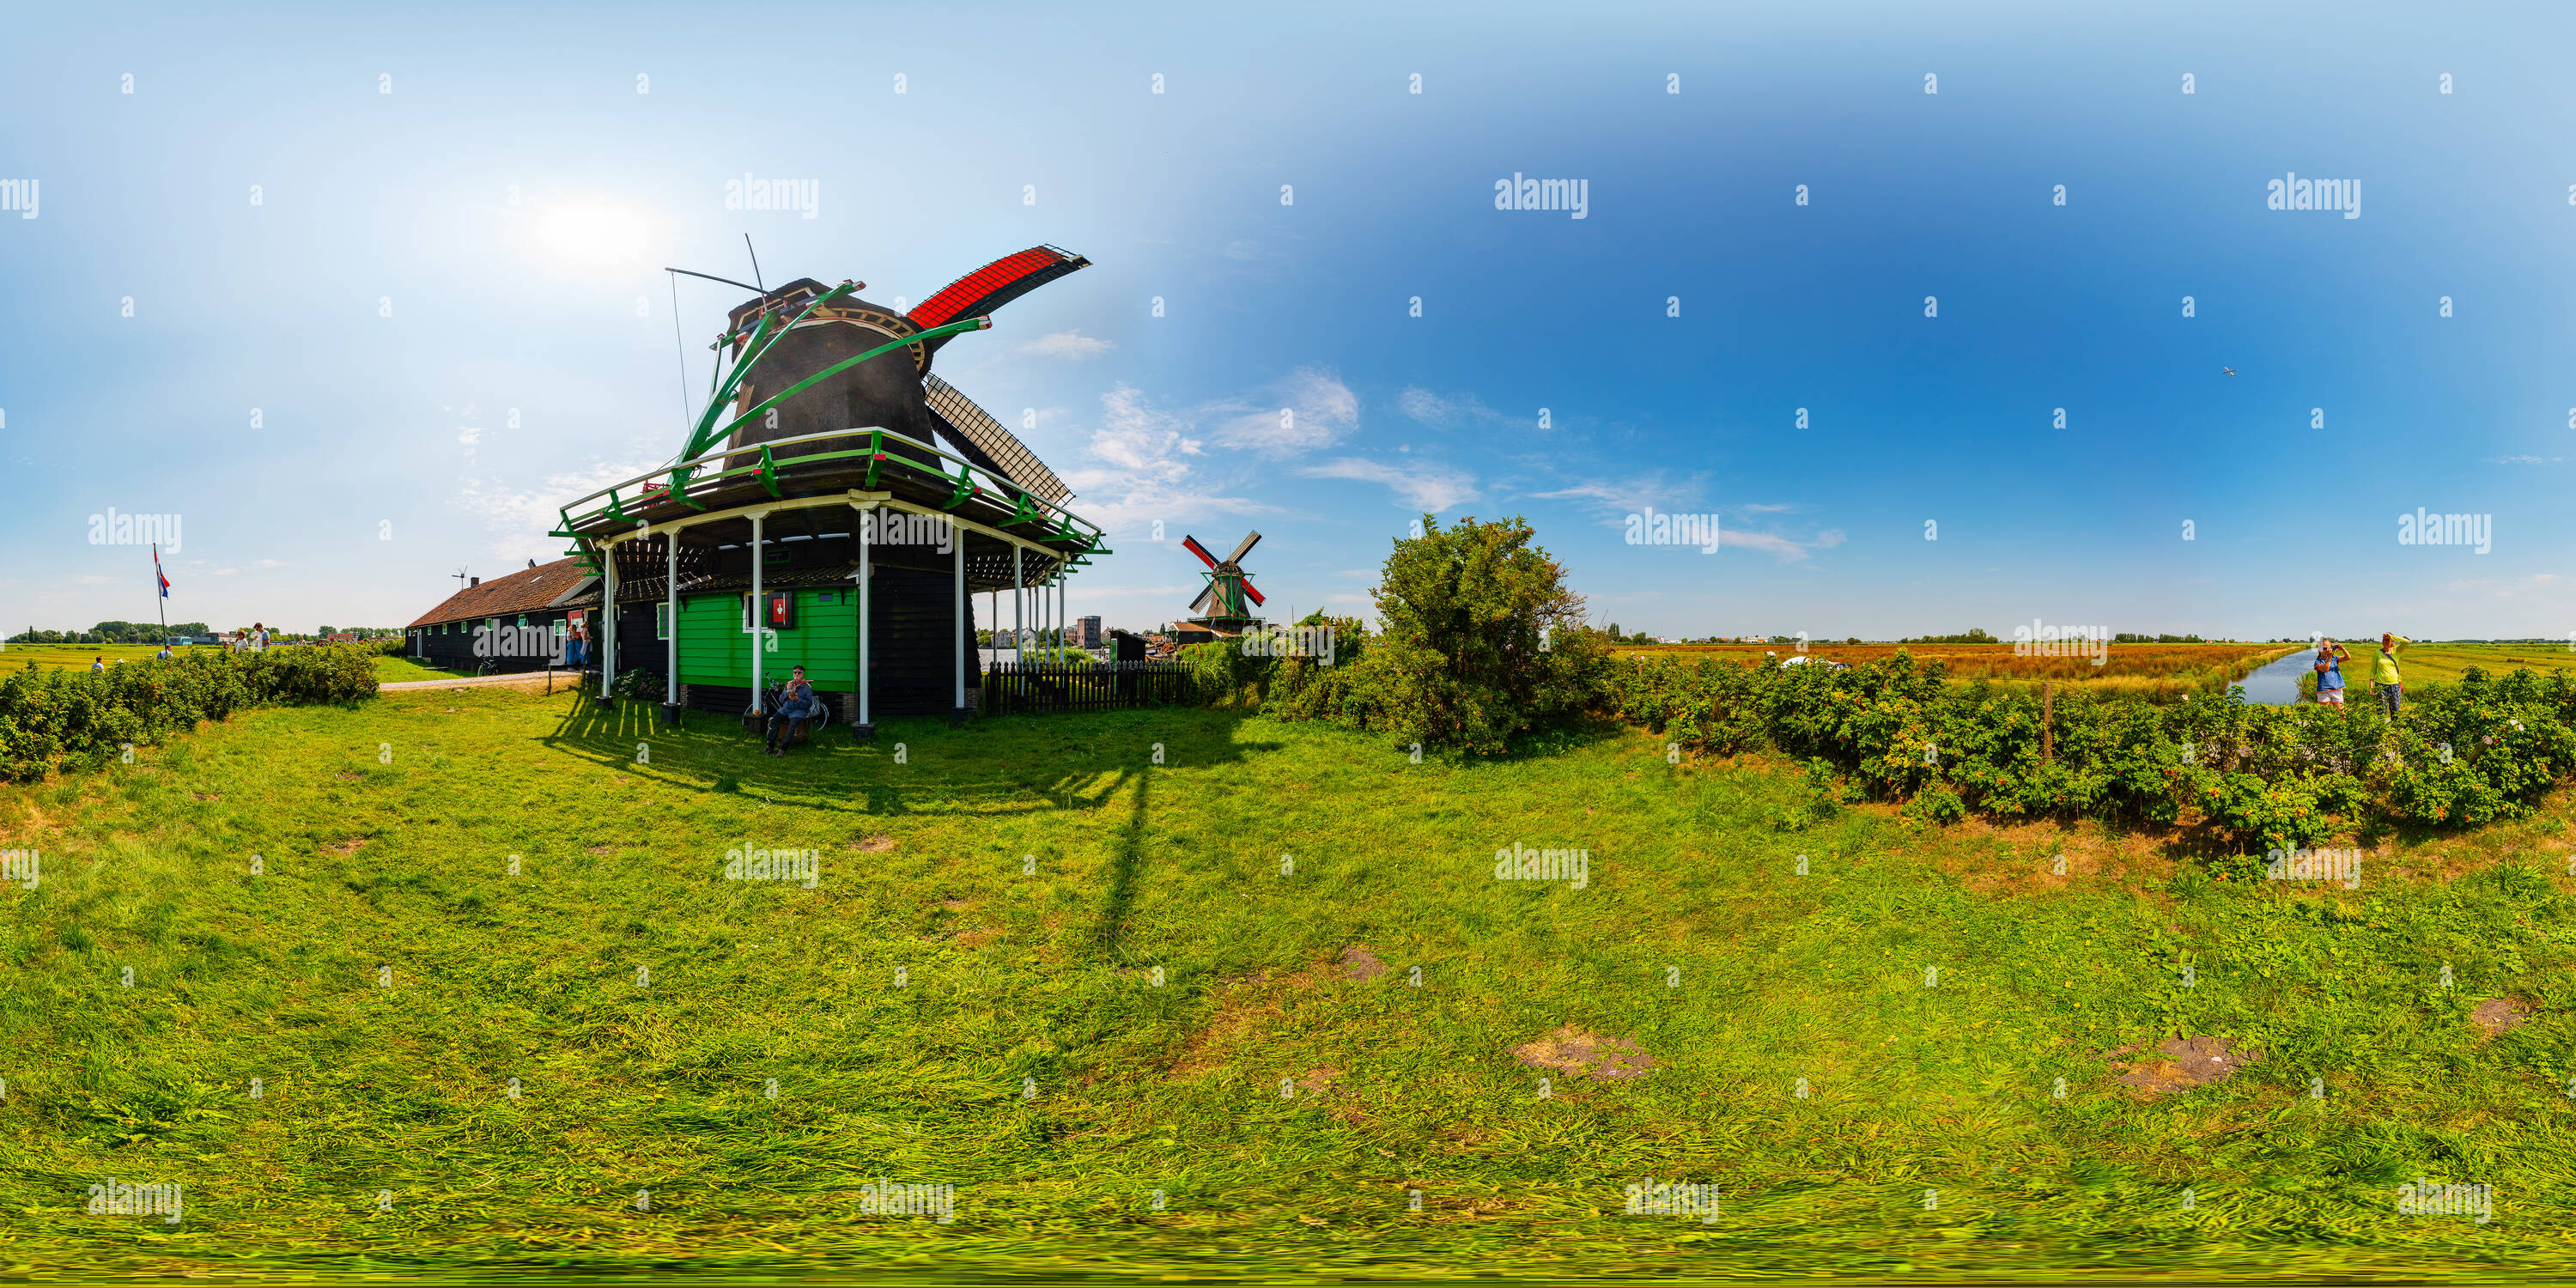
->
[[725, 278, 833, 332]]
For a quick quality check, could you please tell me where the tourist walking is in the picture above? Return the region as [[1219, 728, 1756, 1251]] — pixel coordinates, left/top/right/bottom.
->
[[2372, 633, 2409, 717], [2313, 638, 2350, 706]]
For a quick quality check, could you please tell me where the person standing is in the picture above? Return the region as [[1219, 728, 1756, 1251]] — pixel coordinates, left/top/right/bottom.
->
[[2372, 633, 2409, 717], [2313, 638, 2350, 706]]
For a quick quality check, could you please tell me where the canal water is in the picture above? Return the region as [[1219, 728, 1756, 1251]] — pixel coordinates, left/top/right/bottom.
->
[[2234, 649, 2324, 705]]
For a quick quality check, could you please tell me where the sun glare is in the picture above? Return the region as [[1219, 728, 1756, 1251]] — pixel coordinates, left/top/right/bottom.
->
[[528, 201, 655, 273]]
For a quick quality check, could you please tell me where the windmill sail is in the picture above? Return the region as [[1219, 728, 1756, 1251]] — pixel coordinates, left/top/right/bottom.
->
[[922, 374, 1072, 507], [907, 246, 1092, 343]]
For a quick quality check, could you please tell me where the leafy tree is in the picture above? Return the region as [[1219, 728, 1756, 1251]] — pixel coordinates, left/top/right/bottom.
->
[[1344, 514, 1607, 755]]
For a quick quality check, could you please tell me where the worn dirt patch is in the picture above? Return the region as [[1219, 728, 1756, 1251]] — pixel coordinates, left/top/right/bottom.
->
[[192, 792, 222, 802], [587, 843, 614, 855], [1338, 945, 1388, 981], [1511, 1025, 1657, 1081], [321, 838, 368, 855], [940, 897, 975, 911], [951, 927, 1000, 949], [2113, 1035, 2260, 1098], [1170, 982, 1286, 1077], [1292, 1066, 1344, 1096], [1937, 817, 2185, 895], [2472, 998, 2533, 1038], [853, 835, 897, 853], [335, 771, 363, 781]]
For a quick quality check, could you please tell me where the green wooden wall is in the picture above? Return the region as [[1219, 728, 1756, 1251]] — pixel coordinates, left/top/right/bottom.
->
[[673, 586, 859, 687]]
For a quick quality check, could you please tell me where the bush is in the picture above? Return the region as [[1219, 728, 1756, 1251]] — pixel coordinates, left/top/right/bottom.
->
[[1311, 515, 1605, 755], [1600, 650, 2576, 850], [611, 668, 665, 702], [0, 645, 379, 782]]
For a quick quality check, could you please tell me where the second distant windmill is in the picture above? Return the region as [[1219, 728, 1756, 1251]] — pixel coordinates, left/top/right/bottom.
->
[[1176, 531, 1265, 643]]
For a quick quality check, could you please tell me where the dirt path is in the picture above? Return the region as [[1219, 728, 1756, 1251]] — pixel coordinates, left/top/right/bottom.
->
[[378, 670, 586, 692]]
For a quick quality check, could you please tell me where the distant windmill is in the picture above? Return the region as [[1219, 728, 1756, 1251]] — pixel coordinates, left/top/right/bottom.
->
[[1182, 531, 1266, 634], [451, 565, 471, 590]]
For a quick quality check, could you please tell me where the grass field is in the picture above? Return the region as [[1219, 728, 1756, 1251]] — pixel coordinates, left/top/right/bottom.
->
[[2, 644, 187, 671], [4, 688, 2575, 1279], [371, 654, 474, 683], [2270, 642, 2576, 702], [3, 646, 461, 686]]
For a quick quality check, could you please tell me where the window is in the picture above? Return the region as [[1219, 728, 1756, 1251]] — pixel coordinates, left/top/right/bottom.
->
[[656, 603, 671, 640]]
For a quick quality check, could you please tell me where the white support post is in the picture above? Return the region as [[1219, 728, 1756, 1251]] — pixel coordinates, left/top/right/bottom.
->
[[953, 526, 967, 719], [858, 506, 872, 732], [750, 512, 764, 709], [600, 538, 618, 697], [665, 528, 678, 716], [1013, 545, 1024, 666]]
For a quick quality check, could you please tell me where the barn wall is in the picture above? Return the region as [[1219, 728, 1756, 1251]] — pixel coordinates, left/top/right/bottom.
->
[[410, 609, 584, 672], [676, 587, 860, 687], [660, 567, 977, 717]]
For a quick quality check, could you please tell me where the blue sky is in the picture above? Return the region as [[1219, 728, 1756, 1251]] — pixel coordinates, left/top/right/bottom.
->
[[4, 2, 2572, 641]]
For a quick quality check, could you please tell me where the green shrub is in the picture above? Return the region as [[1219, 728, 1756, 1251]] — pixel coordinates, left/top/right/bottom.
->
[[0, 645, 379, 782], [1311, 515, 1606, 755], [1599, 649, 2576, 850]]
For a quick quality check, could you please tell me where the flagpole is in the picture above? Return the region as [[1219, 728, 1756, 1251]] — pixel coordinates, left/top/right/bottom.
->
[[153, 544, 167, 641]]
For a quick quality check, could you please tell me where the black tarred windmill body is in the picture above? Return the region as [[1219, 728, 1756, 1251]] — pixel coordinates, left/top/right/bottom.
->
[[549, 244, 1109, 730], [1182, 531, 1265, 634]]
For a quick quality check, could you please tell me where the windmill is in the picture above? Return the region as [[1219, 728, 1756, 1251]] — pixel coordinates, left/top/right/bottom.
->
[[1181, 531, 1265, 635]]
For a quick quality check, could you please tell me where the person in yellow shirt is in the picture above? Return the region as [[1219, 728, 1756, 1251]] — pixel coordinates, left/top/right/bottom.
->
[[2372, 633, 2409, 717]]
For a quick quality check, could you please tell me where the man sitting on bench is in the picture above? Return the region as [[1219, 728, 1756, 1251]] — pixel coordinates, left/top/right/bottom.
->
[[768, 665, 825, 754]]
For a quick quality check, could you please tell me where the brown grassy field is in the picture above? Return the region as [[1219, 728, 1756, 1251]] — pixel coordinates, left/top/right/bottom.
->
[[1609, 642, 2303, 701]]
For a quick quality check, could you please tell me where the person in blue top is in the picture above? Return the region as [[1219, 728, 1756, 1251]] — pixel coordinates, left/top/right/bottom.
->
[[2312, 638, 2350, 705], [768, 665, 826, 754]]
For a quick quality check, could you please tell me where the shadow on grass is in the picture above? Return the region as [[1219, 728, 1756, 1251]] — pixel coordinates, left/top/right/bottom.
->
[[1094, 764, 1149, 959], [532, 693, 1277, 824]]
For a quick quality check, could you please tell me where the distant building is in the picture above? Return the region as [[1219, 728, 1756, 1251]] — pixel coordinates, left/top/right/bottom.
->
[[1078, 615, 1102, 647], [406, 558, 596, 671]]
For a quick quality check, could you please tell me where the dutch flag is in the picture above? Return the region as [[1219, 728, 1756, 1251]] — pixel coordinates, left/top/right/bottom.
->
[[155, 544, 171, 598]]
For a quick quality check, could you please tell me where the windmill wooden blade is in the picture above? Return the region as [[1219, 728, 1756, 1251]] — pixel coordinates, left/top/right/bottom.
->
[[922, 374, 1072, 507], [1239, 576, 1266, 606], [1180, 535, 1220, 569], [1189, 585, 1218, 615], [906, 246, 1091, 351], [1225, 531, 1263, 564]]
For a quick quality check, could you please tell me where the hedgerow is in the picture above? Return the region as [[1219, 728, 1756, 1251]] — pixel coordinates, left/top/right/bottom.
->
[[1601, 651, 2576, 850], [0, 645, 379, 782]]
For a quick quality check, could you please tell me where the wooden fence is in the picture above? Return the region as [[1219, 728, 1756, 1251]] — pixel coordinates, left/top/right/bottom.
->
[[982, 660, 1195, 715]]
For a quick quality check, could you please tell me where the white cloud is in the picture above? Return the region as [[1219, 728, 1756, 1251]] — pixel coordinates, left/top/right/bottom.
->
[[1530, 471, 1710, 521], [1301, 456, 1479, 511], [1024, 330, 1115, 360], [453, 446, 666, 565], [1060, 384, 1267, 534], [1528, 475, 1839, 562], [1211, 367, 1359, 457], [1397, 385, 1504, 428], [1720, 528, 1846, 562]]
